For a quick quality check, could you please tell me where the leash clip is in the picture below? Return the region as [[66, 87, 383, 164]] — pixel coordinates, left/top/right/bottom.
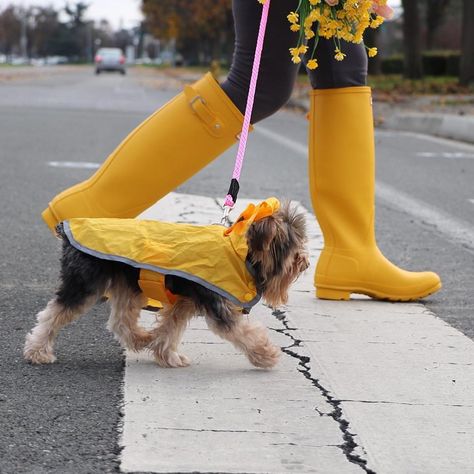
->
[[220, 205, 233, 227]]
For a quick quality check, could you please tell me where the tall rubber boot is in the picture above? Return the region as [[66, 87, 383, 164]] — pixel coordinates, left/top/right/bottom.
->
[[309, 87, 441, 301], [42, 73, 245, 231]]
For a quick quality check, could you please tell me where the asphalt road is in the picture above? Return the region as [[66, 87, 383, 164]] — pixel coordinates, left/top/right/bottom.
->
[[0, 66, 473, 473]]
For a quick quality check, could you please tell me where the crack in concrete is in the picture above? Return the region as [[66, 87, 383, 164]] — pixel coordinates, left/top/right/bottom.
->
[[272, 308, 376, 474], [151, 427, 284, 434], [270, 443, 341, 448], [341, 399, 473, 408]]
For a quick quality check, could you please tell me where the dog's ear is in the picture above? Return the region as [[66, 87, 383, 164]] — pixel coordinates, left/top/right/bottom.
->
[[247, 216, 279, 253]]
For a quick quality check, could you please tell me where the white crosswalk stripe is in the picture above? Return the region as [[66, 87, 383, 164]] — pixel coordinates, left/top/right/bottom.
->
[[120, 192, 474, 474]]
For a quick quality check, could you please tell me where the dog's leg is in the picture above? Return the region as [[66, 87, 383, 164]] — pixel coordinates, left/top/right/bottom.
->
[[107, 278, 152, 352], [24, 294, 97, 364], [147, 298, 195, 368], [25, 241, 111, 364], [204, 298, 281, 369]]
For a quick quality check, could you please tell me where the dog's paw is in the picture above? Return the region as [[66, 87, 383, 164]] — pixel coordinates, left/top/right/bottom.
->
[[248, 343, 281, 369], [177, 352, 191, 367], [24, 347, 57, 365], [24, 334, 57, 364], [154, 350, 191, 368]]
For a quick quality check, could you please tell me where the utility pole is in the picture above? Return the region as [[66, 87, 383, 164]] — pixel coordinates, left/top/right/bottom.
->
[[460, 0, 474, 85], [86, 21, 93, 63], [20, 7, 28, 60]]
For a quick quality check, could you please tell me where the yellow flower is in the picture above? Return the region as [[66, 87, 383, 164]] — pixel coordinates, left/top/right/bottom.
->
[[291, 55, 302, 64], [287, 11, 299, 24], [307, 59, 319, 70], [304, 16, 314, 28], [334, 49, 346, 61], [309, 9, 320, 21], [370, 15, 384, 28], [257, 0, 266, 3], [368, 47, 378, 57], [298, 45, 309, 55], [286, 0, 386, 65]]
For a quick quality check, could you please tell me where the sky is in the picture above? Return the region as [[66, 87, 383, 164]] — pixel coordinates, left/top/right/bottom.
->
[[1, 0, 144, 29], [2, 0, 401, 31]]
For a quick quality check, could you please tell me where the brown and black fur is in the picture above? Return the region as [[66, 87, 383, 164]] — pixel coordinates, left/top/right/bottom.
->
[[24, 203, 309, 369]]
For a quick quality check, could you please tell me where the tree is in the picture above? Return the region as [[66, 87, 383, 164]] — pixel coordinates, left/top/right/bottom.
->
[[141, 0, 234, 64], [425, 0, 451, 49], [64, 2, 89, 28], [0, 6, 21, 57], [64, 2, 89, 60], [460, 0, 474, 85], [401, 0, 423, 78], [28, 7, 61, 57], [0, 1, 131, 61]]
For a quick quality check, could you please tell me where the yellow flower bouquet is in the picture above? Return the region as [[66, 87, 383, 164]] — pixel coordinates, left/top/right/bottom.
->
[[286, 0, 394, 69]]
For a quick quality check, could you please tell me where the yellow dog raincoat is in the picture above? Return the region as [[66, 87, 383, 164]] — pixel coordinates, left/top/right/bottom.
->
[[62, 198, 280, 310]]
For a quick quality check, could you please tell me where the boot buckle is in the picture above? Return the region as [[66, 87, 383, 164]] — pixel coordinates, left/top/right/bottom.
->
[[185, 85, 224, 137]]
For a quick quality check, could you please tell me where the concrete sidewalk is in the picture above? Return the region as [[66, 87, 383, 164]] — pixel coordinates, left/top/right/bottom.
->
[[381, 112, 474, 144], [120, 193, 474, 474]]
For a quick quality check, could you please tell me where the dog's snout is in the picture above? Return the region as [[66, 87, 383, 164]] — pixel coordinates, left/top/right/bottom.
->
[[296, 253, 310, 272]]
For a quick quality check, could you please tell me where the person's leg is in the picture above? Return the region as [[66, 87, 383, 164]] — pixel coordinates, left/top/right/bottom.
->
[[41, 72, 243, 231], [307, 40, 441, 301], [222, 0, 300, 123], [307, 38, 368, 89], [42, 0, 299, 232]]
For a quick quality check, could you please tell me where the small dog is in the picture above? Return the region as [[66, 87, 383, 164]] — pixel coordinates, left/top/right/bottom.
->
[[24, 203, 308, 369]]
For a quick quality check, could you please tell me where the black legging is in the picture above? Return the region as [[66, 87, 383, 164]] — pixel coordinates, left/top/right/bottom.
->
[[221, 0, 368, 123]]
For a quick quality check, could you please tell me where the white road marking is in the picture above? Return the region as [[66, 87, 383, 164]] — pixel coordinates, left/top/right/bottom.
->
[[257, 125, 474, 251], [376, 182, 474, 250], [121, 192, 474, 473], [416, 151, 474, 159], [377, 129, 474, 152], [255, 125, 308, 156], [48, 161, 100, 169]]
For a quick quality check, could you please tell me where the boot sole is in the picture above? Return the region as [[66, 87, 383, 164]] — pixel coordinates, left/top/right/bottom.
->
[[316, 281, 442, 302]]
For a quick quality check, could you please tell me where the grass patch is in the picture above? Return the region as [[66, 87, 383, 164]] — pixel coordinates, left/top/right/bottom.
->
[[296, 73, 473, 95], [368, 75, 473, 94]]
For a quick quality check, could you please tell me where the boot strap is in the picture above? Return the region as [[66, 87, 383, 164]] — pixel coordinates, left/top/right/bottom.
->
[[184, 85, 224, 137]]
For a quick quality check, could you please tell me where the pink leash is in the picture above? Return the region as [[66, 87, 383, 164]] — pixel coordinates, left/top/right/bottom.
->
[[222, 0, 271, 224]]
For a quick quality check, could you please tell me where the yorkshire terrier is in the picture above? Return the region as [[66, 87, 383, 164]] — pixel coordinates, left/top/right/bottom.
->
[[24, 203, 308, 369]]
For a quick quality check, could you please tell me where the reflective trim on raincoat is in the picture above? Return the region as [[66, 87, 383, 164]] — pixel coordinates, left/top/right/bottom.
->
[[62, 198, 280, 309]]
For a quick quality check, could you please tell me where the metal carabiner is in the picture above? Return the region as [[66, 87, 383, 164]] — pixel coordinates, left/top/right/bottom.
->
[[220, 205, 233, 227]]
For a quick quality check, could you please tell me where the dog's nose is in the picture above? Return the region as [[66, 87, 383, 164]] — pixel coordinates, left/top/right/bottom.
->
[[299, 254, 310, 272]]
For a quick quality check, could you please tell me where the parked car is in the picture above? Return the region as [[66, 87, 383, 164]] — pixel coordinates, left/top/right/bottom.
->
[[95, 48, 126, 75]]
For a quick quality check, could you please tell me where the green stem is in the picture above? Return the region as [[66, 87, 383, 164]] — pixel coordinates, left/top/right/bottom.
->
[[310, 30, 320, 59]]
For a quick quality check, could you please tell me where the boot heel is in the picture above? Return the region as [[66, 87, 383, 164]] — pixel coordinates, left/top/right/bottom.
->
[[316, 287, 351, 300]]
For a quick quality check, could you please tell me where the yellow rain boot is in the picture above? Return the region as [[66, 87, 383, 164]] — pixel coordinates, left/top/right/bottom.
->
[[42, 73, 245, 231], [309, 87, 441, 301]]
